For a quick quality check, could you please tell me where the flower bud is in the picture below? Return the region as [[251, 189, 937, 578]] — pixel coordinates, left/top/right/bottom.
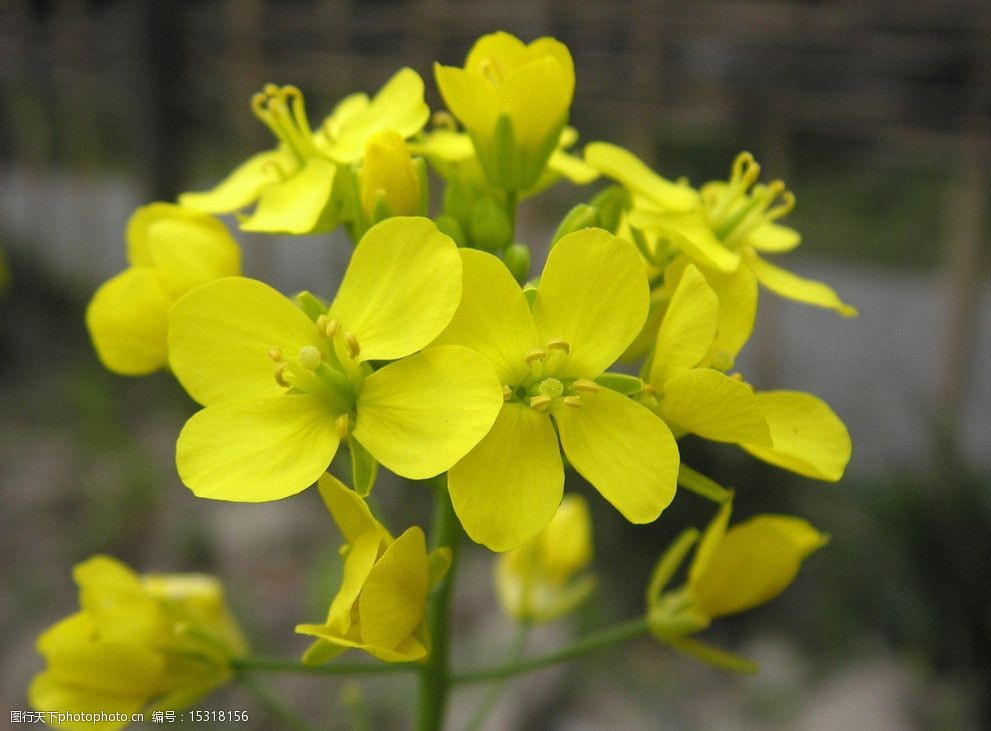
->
[[359, 129, 422, 220]]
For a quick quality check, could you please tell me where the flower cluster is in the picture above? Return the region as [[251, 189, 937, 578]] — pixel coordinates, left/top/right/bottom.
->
[[34, 29, 855, 729]]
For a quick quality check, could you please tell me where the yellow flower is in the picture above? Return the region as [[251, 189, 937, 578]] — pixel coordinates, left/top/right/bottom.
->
[[179, 69, 429, 234], [85, 203, 240, 376], [167, 217, 503, 502], [587, 145, 857, 316], [297, 475, 450, 663], [30, 556, 246, 730], [434, 32, 575, 191], [647, 501, 828, 665], [433, 228, 679, 551], [495, 495, 596, 622], [359, 129, 423, 221], [645, 264, 851, 482]]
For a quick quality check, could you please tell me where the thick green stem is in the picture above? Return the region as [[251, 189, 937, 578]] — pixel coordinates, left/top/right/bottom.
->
[[452, 617, 649, 685], [417, 475, 459, 731]]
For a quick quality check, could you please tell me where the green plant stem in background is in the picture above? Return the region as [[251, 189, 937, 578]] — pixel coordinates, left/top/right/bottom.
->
[[464, 621, 531, 731], [238, 675, 320, 731], [452, 617, 650, 685], [417, 475, 460, 731], [232, 658, 415, 676]]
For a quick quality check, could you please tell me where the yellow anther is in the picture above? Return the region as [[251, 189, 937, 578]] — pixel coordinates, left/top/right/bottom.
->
[[344, 332, 361, 359], [546, 339, 571, 354], [641, 384, 657, 396], [571, 378, 600, 393], [335, 414, 350, 439], [315, 314, 328, 331], [528, 395, 553, 412], [524, 349, 547, 365], [325, 319, 341, 338], [431, 110, 457, 130], [479, 57, 503, 85], [563, 396, 583, 408], [502, 385, 513, 401], [728, 372, 744, 382], [268, 347, 284, 362], [274, 363, 292, 388], [298, 345, 323, 371]]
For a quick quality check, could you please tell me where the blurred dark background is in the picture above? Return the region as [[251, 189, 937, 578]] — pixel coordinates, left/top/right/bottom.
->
[[1, 2, 989, 729]]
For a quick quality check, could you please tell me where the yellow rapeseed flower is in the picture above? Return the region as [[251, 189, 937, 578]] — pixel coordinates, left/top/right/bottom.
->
[[433, 228, 679, 551], [86, 203, 240, 375], [167, 217, 503, 502], [434, 31, 575, 191], [296, 475, 451, 663], [30, 556, 245, 730]]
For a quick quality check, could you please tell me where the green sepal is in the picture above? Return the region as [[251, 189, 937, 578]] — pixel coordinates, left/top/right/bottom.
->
[[666, 636, 759, 675], [469, 194, 513, 253], [442, 178, 474, 226], [427, 547, 453, 590], [502, 243, 531, 283], [295, 290, 328, 322], [522, 280, 539, 309], [646, 529, 699, 602], [589, 185, 628, 233], [594, 372, 644, 395], [348, 435, 378, 497], [678, 464, 733, 504], [551, 204, 598, 245]]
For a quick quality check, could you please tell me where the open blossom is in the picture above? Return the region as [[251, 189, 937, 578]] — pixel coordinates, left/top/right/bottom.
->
[[180, 69, 429, 234], [167, 217, 502, 502], [433, 227, 679, 551]]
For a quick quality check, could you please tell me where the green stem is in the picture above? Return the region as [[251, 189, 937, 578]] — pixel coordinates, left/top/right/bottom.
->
[[452, 617, 649, 685], [417, 475, 459, 731], [678, 464, 733, 504], [463, 622, 531, 731], [232, 658, 414, 676], [238, 674, 320, 731]]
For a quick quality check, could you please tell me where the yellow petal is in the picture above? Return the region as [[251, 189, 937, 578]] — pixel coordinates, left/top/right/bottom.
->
[[688, 501, 732, 587], [637, 209, 741, 273], [746, 252, 857, 316], [740, 391, 852, 481], [537, 494, 593, 582], [699, 263, 758, 366], [746, 221, 801, 252], [650, 264, 718, 385], [34, 641, 164, 698], [359, 527, 428, 651], [658, 369, 771, 446], [145, 214, 241, 298], [179, 148, 290, 214], [554, 388, 679, 524], [327, 531, 381, 634], [240, 156, 337, 234], [176, 395, 340, 502], [168, 277, 319, 405], [500, 56, 571, 151], [465, 31, 528, 74], [86, 268, 171, 375], [584, 142, 699, 212], [353, 345, 502, 479], [449, 402, 564, 552], [433, 63, 499, 143], [431, 248, 538, 385], [532, 228, 648, 378], [691, 514, 826, 618], [316, 474, 393, 545], [328, 68, 430, 162], [329, 217, 462, 361]]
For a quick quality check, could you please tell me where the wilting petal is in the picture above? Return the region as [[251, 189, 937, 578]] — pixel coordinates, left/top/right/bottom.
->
[[317, 474, 392, 545], [240, 157, 337, 234], [584, 142, 698, 212], [179, 149, 290, 214], [746, 252, 857, 316]]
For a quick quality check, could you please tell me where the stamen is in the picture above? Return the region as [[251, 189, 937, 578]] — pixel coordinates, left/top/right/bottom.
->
[[315, 314, 328, 332], [727, 372, 744, 382], [563, 396, 583, 408], [344, 332, 361, 359], [528, 395, 552, 412], [335, 414, 350, 439], [274, 363, 292, 388], [571, 378, 600, 394], [268, 347, 284, 362], [546, 340, 571, 355], [431, 111, 457, 130], [298, 345, 323, 371], [502, 385, 513, 401], [479, 57, 503, 85], [641, 384, 657, 395], [325, 318, 341, 338], [524, 349, 547, 365]]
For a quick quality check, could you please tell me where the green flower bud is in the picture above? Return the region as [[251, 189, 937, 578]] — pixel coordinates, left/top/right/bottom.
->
[[502, 243, 531, 282], [469, 195, 513, 253]]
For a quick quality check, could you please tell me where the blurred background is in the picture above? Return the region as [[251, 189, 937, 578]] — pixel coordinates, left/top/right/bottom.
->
[[1, 1, 989, 729]]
